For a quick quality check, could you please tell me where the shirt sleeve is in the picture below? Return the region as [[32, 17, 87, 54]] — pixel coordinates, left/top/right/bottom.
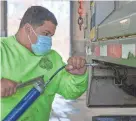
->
[[0, 37, 4, 80], [53, 50, 88, 100]]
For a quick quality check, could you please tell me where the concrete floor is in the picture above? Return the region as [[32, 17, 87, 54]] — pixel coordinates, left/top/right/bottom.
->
[[50, 92, 92, 121], [68, 93, 92, 121]]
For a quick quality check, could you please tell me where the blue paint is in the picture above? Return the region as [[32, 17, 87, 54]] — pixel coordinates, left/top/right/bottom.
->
[[3, 88, 40, 121]]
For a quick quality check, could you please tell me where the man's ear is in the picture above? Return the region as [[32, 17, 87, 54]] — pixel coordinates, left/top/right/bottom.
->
[[24, 23, 31, 34]]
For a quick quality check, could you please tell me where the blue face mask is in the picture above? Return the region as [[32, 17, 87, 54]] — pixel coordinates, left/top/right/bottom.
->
[[28, 29, 52, 56], [31, 35, 52, 56]]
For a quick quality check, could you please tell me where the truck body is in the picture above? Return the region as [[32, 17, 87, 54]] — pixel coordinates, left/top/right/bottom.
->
[[70, 1, 136, 120]]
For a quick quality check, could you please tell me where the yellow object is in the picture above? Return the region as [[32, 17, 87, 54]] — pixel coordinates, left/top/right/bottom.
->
[[90, 27, 95, 40]]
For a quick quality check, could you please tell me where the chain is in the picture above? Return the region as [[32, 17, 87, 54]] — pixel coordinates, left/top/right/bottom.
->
[[78, 0, 83, 31]]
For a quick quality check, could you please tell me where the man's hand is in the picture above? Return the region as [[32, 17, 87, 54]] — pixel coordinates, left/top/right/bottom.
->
[[65, 56, 87, 75], [1, 78, 18, 97]]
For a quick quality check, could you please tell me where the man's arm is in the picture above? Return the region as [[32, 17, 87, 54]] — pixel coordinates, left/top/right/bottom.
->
[[53, 51, 88, 99], [57, 69, 88, 99], [0, 38, 18, 97]]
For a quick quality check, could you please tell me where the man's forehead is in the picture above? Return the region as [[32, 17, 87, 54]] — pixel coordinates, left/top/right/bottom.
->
[[35, 21, 56, 36], [42, 21, 56, 31]]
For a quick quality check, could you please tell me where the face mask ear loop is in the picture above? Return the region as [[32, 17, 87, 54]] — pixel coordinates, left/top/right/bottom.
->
[[24, 28, 32, 45], [31, 27, 38, 37], [28, 27, 37, 45], [28, 35, 32, 44]]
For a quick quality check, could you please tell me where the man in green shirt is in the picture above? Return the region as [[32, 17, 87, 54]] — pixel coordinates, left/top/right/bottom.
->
[[1, 6, 88, 121]]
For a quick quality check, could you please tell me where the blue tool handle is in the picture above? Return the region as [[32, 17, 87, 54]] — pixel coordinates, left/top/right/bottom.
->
[[3, 87, 41, 121]]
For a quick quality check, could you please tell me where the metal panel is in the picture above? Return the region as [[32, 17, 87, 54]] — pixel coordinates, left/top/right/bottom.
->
[[97, 2, 136, 39], [95, 1, 115, 25], [98, 13, 136, 39], [91, 56, 136, 68], [101, 1, 136, 24], [118, 1, 132, 9], [87, 63, 136, 107], [92, 116, 136, 121], [87, 61, 136, 121], [70, 1, 74, 56], [88, 77, 136, 107], [89, 37, 136, 67]]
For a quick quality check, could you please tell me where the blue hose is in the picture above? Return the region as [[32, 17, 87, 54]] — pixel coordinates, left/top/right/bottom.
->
[[3, 65, 66, 121]]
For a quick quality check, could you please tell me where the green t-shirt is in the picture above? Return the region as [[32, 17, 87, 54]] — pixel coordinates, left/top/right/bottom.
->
[[0, 36, 88, 121]]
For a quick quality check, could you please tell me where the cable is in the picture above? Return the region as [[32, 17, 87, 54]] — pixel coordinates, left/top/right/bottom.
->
[[44, 63, 96, 87], [44, 65, 66, 87]]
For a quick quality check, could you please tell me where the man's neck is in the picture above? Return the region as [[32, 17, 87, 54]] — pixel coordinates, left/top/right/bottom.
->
[[15, 31, 32, 52]]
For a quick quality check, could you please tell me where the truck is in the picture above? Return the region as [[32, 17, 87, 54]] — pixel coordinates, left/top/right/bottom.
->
[[70, 1, 136, 121]]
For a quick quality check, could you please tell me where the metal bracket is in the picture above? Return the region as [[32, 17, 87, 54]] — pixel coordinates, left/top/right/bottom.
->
[[17, 75, 44, 89], [34, 78, 45, 93]]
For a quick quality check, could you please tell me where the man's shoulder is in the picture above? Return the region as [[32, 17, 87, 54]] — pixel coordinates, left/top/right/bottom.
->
[[0, 37, 7, 43], [50, 49, 62, 59], [0, 36, 15, 45]]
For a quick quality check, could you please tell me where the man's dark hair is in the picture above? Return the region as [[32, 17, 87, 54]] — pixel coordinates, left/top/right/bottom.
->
[[19, 6, 58, 28]]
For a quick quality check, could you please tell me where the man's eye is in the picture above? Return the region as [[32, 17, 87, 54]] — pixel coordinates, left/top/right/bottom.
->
[[45, 33, 49, 36], [42, 32, 49, 36]]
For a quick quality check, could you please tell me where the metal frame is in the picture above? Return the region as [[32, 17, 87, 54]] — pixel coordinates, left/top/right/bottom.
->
[[86, 62, 136, 108], [91, 56, 136, 68], [0, 1, 7, 37], [70, 1, 74, 56], [91, 37, 136, 67], [88, 1, 136, 67], [97, 1, 136, 39], [98, 13, 136, 39]]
